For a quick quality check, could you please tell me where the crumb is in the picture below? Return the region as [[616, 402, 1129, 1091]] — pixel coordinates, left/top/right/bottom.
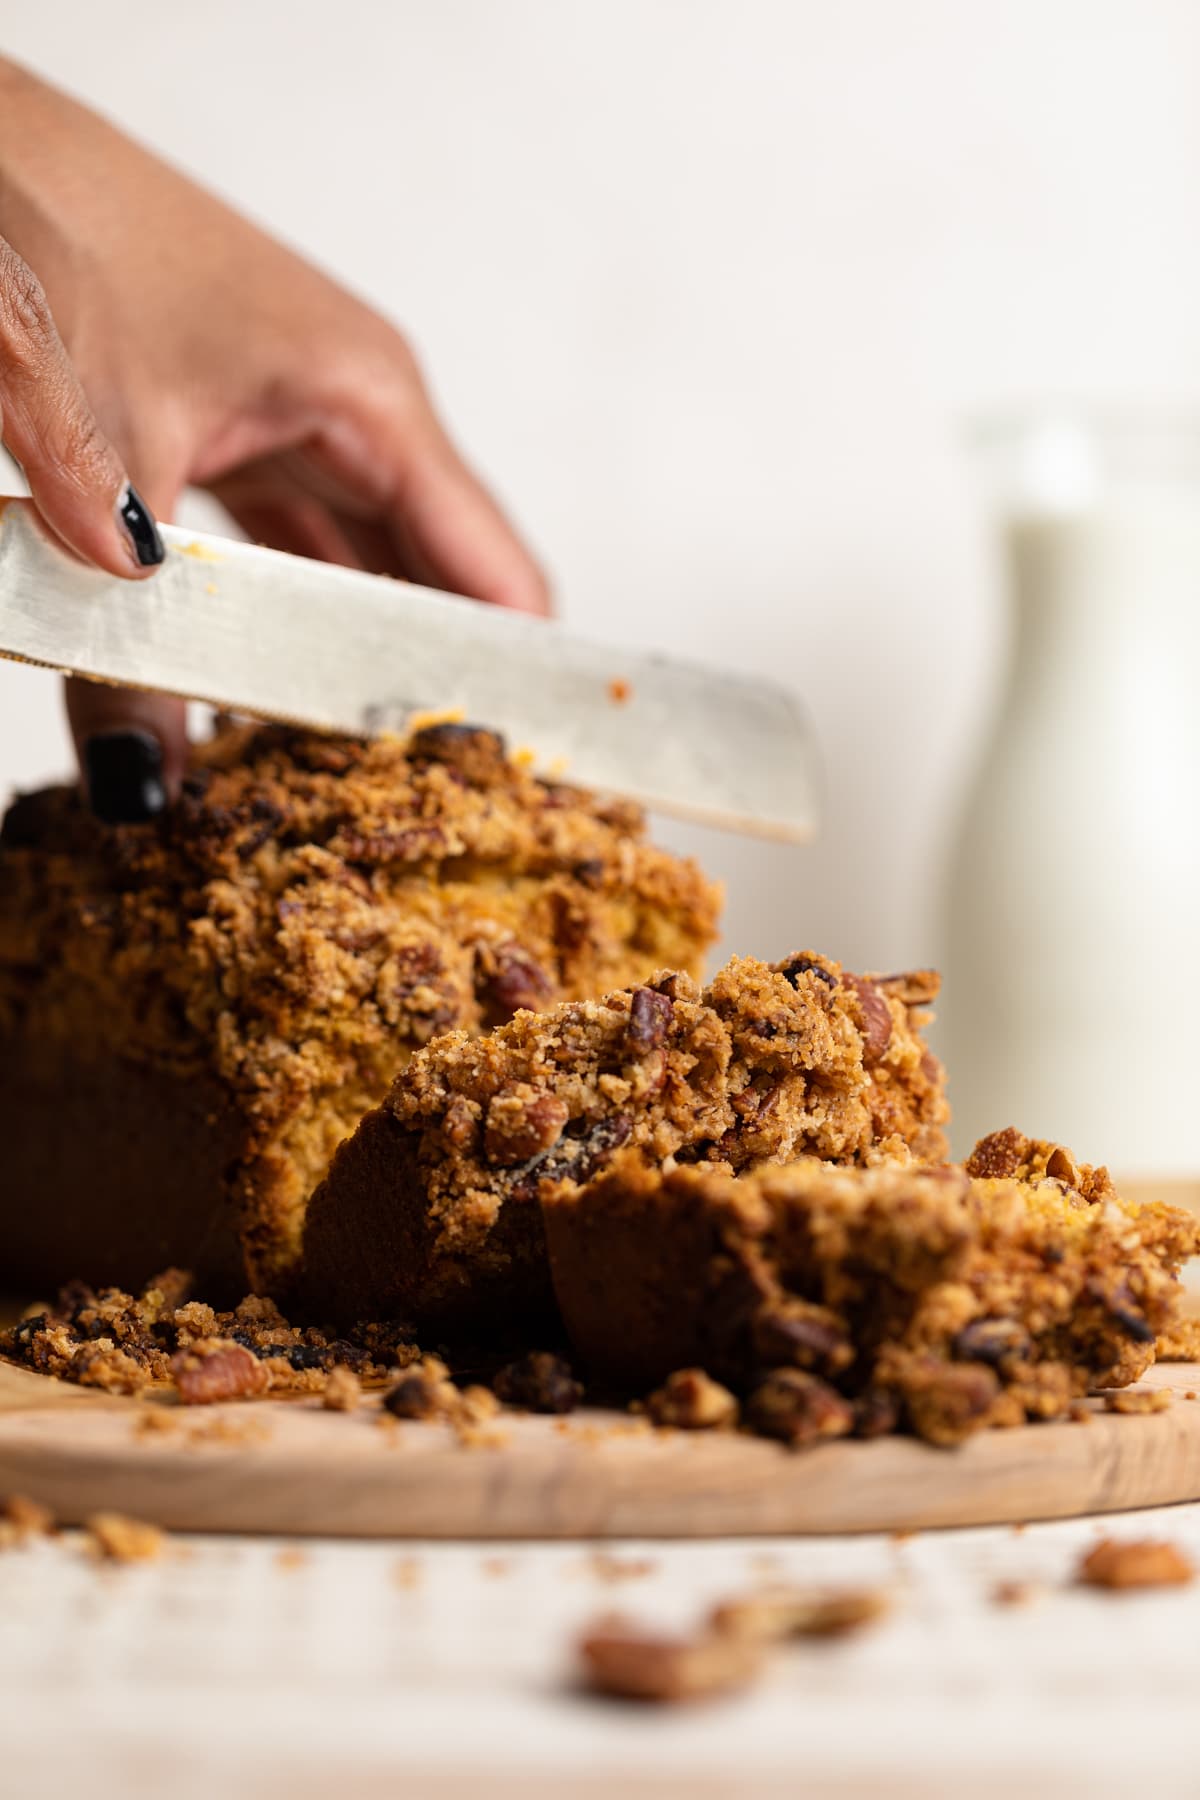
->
[[2, 1494, 54, 1538], [482, 1556, 513, 1579], [1068, 1400, 1093, 1423], [1187, 1391, 1198, 1401], [183, 1413, 271, 1448], [1010, 1523, 1027, 1536], [84, 1511, 164, 1562], [493, 1352, 582, 1415], [589, 1552, 658, 1584], [579, 1617, 762, 1703], [1104, 1389, 1172, 1415], [607, 678, 632, 705], [1154, 1317, 1200, 1361], [645, 1369, 738, 1430], [991, 1580, 1040, 1607], [275, 1547, 309, 1571], [710, 1585, 889, 1642], [135, 1407, 178, 1437], [393, 1556, 423, 1589], [322, 1366, 362, 1412], [889, 1530, 916, 1545], [1078, 1538, 1194, 1590]]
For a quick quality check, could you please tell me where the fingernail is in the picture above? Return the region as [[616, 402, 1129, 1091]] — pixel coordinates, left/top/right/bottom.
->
[[84, 730, 167, 824], [116, 483, 166, 568]]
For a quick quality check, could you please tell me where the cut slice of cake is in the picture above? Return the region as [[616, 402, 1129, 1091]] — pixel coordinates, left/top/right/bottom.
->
[[540, 1142, 1200, 1443], [0, 720, 719, 1300], [301, 951, 949, 1330]]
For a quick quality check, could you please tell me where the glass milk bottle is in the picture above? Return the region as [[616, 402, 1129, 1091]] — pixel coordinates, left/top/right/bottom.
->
[[942, 411, 1200, 1183]]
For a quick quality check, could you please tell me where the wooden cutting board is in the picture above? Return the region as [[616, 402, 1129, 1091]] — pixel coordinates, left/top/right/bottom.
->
[[3, 1358, 1200, 1538]]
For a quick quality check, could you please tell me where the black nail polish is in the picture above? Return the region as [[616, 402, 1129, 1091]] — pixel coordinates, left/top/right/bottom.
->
[[84, 731, 167, 824], [117, 483, 165, 568]]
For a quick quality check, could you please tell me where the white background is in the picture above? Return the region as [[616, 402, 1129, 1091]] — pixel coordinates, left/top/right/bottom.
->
[[2, 0, 1199, 979]]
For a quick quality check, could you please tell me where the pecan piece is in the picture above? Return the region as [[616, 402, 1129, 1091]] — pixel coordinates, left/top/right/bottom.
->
[[484, 1087, 570, 1167], [645, 1369, 738, 1430], [510, 1112, 634, 1200], [626, 985, 674, 1053], [493, 1351, 582, 1414], [171, 1339, 270, 1405], [745, 1370, 855, 1448], [384, 1356, 456, 1421], [842, 973, 892, 1064], [711, 1585, 889, 1642], [408, 721, 507, 782], [752, 1301, 853, 1377], [900, 1361, 1000, 1447], [579, 1620, 762, 1703], [475, 941, 553, 1021], [953, 1317, 1033, 1370], [1078, 1539, 1194, 1590]]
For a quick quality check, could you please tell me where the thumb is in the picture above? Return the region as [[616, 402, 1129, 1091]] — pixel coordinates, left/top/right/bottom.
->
[[0, 236, 164, 576]]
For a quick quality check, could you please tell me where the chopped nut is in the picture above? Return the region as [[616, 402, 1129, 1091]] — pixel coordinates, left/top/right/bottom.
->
[[3, 1494, 54, 1538], [322, 1366, 362, 1411], [493, 1351, 582, 1414], [1078, 1538, 1194, 1590], [85, 1511, 165, 1562], [899, 1360, 1000, 1447], [579, 1619, 762, 1702], [745, 1369, 854, 1448], [1104, 1388, 1172, 1415], [645, 1368, 739, 1430], [842, 973, 892, 1064], [171, 1338, 271, 1404], [483, 1086, 570, 1167], [953, 1318, 1033, 1370], [711, 1584, 889, 1642], [383, 1356, 456, 1420], [626, 985, 674, 1053], [752, 1301, 853, 1376]]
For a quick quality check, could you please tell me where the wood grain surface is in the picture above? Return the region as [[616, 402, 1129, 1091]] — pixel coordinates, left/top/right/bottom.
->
[[3, 1358, 1200, 1538]]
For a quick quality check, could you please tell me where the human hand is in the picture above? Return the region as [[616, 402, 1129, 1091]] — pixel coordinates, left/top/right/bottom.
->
[[0, 59, 550, 821]]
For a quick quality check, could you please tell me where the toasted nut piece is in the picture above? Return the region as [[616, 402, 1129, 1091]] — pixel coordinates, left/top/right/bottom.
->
[[384, 1356, 456, 1421], [484, 1087, 570, 1167], [579, 1619, 762, 1702], [171, 1339, 270, 1405], [842, 974, 892, 1064], [322, 1366, 362, 1412], [1078, 1538, 1194, 1590], [85, 1511, 164, 1562], [626, 985, 675, 1053], [746, 1370, 854, 1448], [711, 1584, 889, 1642], [493, 1351, 582, 1414], [1103, 1388, 1172, 1414], [645, 1369, 739, 1430], [753, 1301, 853, 1376]]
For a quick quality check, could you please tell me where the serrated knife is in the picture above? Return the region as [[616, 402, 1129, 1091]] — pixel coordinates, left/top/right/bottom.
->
[[0, 496, 817, 841]]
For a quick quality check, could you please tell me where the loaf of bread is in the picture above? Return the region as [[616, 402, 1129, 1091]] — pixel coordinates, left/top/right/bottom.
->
[[0, 720, 719, 1300]]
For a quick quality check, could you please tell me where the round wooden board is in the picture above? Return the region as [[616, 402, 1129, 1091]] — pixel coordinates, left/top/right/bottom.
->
[[3, 1359, 1200, 1538]]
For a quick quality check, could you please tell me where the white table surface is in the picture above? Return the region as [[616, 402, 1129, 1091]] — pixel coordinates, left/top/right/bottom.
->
[[4, 1502, 1200, 1800]]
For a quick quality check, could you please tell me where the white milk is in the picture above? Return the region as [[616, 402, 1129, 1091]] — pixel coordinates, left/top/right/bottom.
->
[[943, 473, 1200, 1173]]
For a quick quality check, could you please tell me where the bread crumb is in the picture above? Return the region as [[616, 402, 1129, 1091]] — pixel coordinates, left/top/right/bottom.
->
[[991, 1580, 1040, 1607], [322, 1366, 362, 1412], [85, 1511, 164, 1562], [2, 1494, 54, 1539], [1104, 1389, 1172, 1415], [275, 1547, 309, 1571], [393, 1556, 423, 1589]]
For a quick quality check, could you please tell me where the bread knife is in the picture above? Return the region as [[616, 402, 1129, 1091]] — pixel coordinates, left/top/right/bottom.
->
[[0, 497, 818, 841]]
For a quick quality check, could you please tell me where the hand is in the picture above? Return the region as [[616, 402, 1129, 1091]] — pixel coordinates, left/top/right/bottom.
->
[[0, 59, 550, 821]]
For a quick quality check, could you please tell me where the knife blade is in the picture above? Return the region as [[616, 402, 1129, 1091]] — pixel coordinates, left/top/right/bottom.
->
[[0, 497, 818, 841]]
